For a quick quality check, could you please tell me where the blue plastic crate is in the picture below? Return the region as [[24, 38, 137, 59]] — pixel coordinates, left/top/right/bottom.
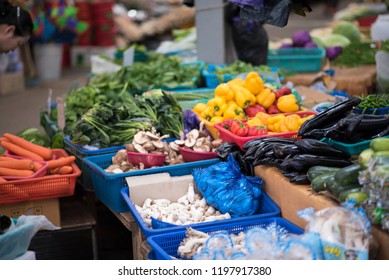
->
[[147, 217, 303, 260], [64, 137, 124, 191], [83, 154, 220, 212], [267, 48, 326, 73], [202, 64, 281, 88], [121, 183, 280, 238], [39, 111, 59, 139]]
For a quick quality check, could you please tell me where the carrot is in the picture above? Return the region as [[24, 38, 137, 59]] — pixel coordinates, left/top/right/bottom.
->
[[0, 159, 34, 170], [3, 133, 53, 160], [0, 167, 34, 177], [0, 177, 7, 183], [0, 140, 44, 161], [46, 156, 76, 170], [32, 162, 44, 173], [0, 156, 20, 162], [51, 165, 73, 175]]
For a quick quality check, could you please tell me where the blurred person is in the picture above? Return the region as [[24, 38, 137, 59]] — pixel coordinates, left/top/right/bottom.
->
[[0, 0, 33, 53]]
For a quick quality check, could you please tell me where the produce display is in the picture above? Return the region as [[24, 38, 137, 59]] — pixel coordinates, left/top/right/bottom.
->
[[194, 71, 302, 126], [68, 91, 184, 148]]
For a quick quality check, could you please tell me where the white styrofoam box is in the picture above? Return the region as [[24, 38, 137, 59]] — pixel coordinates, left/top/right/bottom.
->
[[14, 251, 36, 260], [91, 55, 121, 75], [125, 173, 195, 206], [70, 46, 117, 68]]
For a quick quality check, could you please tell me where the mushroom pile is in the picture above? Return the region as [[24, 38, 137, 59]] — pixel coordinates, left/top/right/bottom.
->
[[135, 182, 231, 228], [104, 149, 145, 174], [170, 126, 223, 153], [126, 128, 184, 165]]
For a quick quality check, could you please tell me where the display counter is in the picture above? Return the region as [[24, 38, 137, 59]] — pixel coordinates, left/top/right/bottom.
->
[[255, 165, 389, 260]]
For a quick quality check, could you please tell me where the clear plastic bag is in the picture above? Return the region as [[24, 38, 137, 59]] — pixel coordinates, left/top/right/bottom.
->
[[0, 215, 59, 260], [193, 153, 262, 217]]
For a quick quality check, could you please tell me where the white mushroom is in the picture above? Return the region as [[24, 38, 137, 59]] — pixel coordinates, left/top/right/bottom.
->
[[145, 131, 160, 141], [152, 140, 165, 150], [169, 141, 180, 152], [184, 138, 196, 148], [133, 131, 148, 145], [174, 139, 185, 146], [133, 143, 148, 154]]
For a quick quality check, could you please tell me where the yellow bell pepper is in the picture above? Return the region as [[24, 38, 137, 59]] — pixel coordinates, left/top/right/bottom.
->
[[193, 102, 207, 115], [267, 114, 285, 133], [246, 117, 264, 128], [210, 116, 225, 124], [254, 112, 270, 126], [231, 85, 256, 109], [207, 97, 227, 116], [227, 78, 245, 87], [284, 114, 301, 132], [200, 106, 215, 121], [215, 83, 234, 101], [244, 72, 264, 95], [278, 118, 290, 133], [256, 88, 276, 109], [223, 103, 245, 120], [298, 114, 315, 125], [277, 94, 300, 113]]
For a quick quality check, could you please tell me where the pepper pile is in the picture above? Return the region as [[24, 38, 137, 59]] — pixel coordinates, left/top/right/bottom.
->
[[193, 72, 302, 126]]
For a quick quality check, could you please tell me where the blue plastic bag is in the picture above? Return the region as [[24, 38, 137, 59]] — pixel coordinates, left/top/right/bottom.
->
[[193, 154, 262, 217]]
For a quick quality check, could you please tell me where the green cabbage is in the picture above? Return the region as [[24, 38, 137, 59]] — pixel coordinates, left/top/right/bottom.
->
[[322, 34, 351, 48], [332, 21, 361, 44]]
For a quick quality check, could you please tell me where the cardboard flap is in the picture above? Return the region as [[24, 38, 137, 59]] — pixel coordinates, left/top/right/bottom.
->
[[126, 173, 194, 206]]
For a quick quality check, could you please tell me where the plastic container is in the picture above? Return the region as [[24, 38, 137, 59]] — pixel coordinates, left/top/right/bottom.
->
[[64, 137, 124, 191], [83, 154, 220, 212], [147, 217, 302, 260], [214, 111, 316, 149], [202, 64, 281, 88], [321, 135, 389, 155], [354, 106, 389, 115], [34, 44, 63, 81], [375, 51, 389, 93], [267, 48, 326, 73], [371, 14, 389, 41], [121, 185, 281, 238], [178, 146, 218, 162], [126, 151, 167, 168], [0, 149, 80, 204]]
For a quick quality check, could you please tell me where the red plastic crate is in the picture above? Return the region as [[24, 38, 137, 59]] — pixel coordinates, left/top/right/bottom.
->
[[0, 149, 81, 204], [215, 111, 316, 149]]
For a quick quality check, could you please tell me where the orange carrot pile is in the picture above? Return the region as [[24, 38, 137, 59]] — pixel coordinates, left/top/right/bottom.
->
[[0, 133, 76, 178]]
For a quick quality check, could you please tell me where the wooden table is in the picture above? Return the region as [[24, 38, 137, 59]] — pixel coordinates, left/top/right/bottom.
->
[[255, 165, 389, 260], [286, 65, 377, 97]]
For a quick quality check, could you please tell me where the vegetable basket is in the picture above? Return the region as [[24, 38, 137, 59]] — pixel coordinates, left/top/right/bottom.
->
[[0, 159, 48, 181], [126, 151, 167, 168], [267, 48, 326, 73], [202, 64, 281, 88], [64, 137, 124, 191], [0, 149, 80, 204], [83, 153, 220, 212], [121, 186, 281, 238], [215, 111, 316, 149], [146, 217, 303, 260], [178, 146, 218, 162], [321, 135, 389, 155]]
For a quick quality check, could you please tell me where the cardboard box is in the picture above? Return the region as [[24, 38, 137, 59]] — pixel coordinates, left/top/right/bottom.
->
[[0, 71, 25, 96], [295, 85, 335, 111], [0, 198, 61, 227]]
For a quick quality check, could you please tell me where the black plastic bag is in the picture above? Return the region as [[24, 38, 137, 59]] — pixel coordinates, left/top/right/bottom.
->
[[240, 0, 292, 27], [230, 16, 269, 65]]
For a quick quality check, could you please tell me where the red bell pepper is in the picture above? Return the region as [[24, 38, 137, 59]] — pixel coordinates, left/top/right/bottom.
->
[[230, 120, 248, 137], [244, 104, 267, 117], [220, 119, 233, 130], [267, 102, 281, 114], [275, 87, 292, 99], [247, 126, 268, 137]]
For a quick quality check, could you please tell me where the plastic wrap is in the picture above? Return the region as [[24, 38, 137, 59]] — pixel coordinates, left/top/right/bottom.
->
[[193, 154, 262, 217]]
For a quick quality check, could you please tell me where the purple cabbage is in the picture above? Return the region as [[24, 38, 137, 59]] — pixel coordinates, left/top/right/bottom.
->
[[326, 46, 342, 60], [183, 109, 200, 132], [292, 31, 312, 47], [304, 41, 318, 48]]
